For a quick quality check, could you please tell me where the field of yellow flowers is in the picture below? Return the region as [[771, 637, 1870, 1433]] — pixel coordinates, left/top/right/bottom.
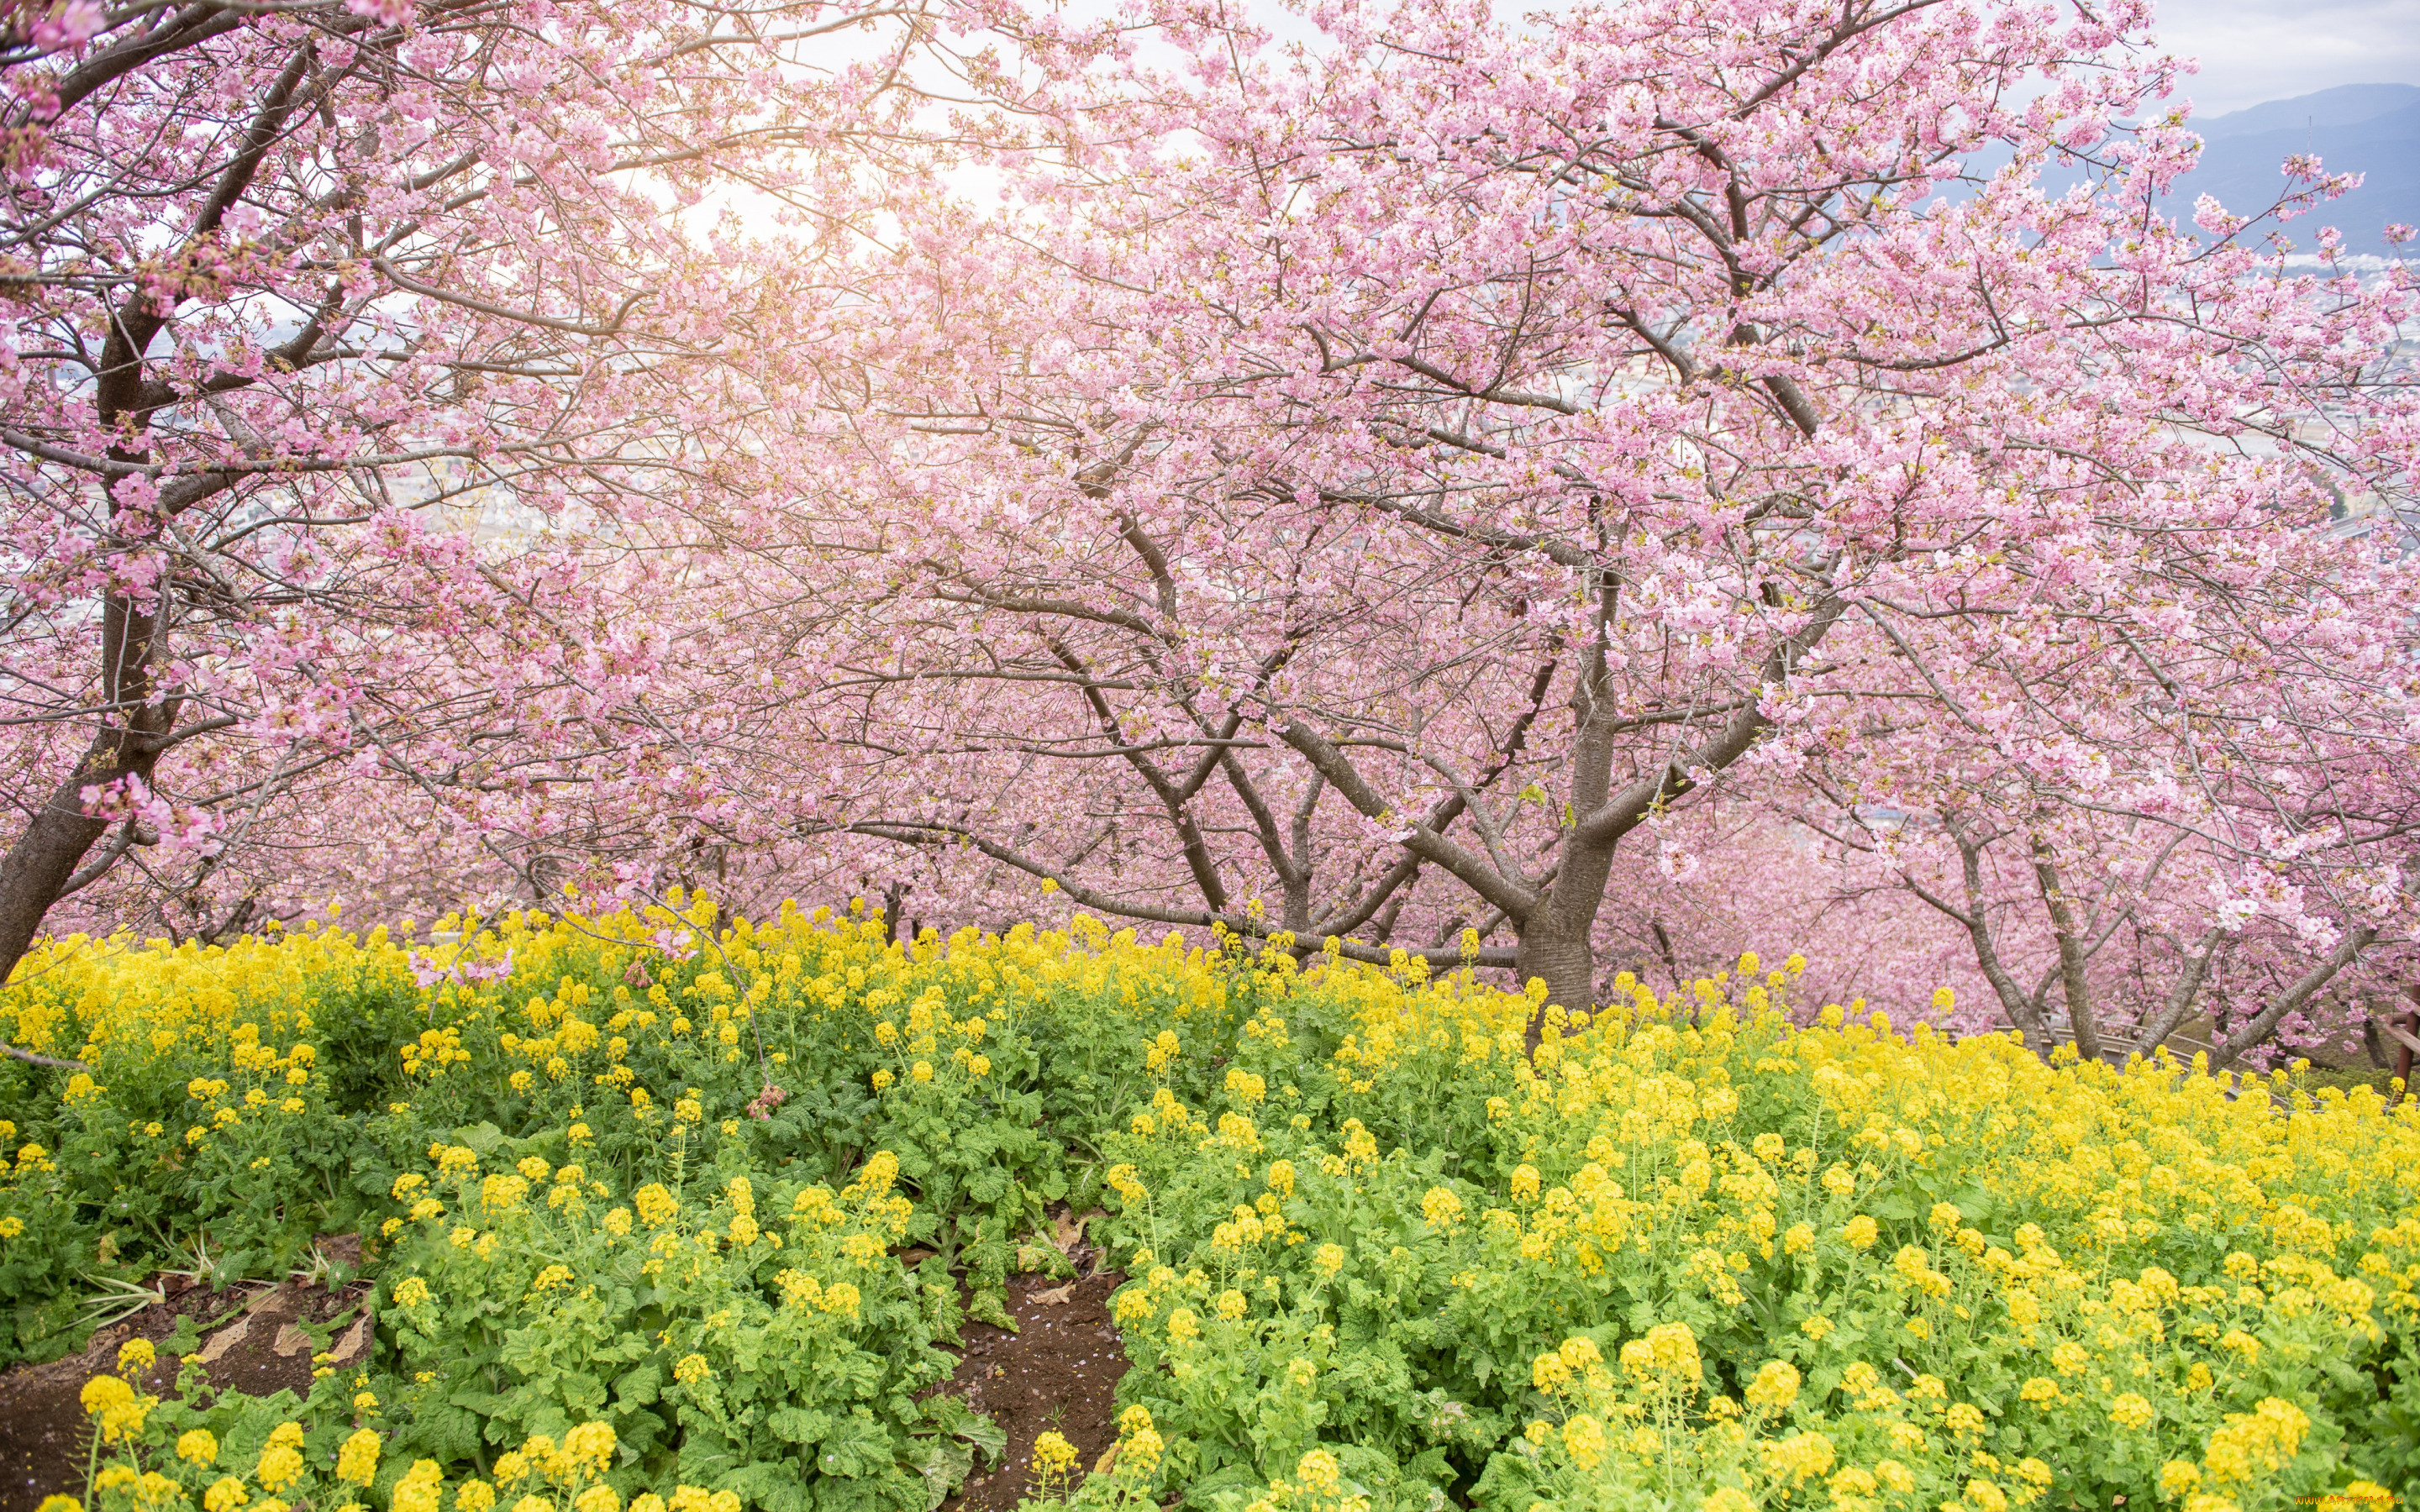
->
[[1, 895, 2415, 1512]]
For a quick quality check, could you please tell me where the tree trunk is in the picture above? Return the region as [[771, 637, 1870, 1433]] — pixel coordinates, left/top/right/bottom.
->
[[2029, 835, 2103, 1063], [0, 593, 175, 994], [2207, 927, 2377, 1068], [1514, 810, 1628, 1047], [1276, 591, 1842, 1063], [2396, 988, 2417, 1105], [1514, 914, 1598, 1053], [0, 759, 128, 982]]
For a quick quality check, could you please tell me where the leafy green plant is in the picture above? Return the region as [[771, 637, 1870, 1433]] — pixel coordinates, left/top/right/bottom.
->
[[11, 906, 2420, 1512], [371, 1123, 994, 1510]]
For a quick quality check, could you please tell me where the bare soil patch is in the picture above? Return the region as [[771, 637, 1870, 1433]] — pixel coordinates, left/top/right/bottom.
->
[[939, 1268, 1130, 1512]]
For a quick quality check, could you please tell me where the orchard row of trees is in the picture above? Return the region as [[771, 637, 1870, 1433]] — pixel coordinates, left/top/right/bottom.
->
[[3, 0, 2416, 1066]]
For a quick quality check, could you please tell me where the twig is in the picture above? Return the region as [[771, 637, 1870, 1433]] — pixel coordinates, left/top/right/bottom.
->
[[1, 1040, 90, 1071]]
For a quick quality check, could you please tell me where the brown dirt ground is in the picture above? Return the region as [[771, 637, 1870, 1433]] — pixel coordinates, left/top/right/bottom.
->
[[0, 1260, 374, 1512], [939, 1267, 1131, 1512]]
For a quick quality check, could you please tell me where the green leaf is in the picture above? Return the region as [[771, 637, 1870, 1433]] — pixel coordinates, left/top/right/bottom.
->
[[450, 1121, 508, 1156], [767, 1405, 834, 1445], [614, 1362, 663, 1407], [921, 1395, 1004, 1463], [1180, 1461, 1266, 1511], [760, 1481, 812, 1512], [813, 1410, 898, 1479]]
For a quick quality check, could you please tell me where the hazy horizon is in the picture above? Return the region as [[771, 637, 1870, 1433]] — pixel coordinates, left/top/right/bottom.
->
[[2122, 0, 2419, 117]]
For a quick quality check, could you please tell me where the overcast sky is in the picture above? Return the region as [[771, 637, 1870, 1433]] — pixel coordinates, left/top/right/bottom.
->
[[2149, 0, 2420, 115]]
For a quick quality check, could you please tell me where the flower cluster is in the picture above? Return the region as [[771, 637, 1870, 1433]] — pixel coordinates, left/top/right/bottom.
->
[[11, 905, 2417, 1512]]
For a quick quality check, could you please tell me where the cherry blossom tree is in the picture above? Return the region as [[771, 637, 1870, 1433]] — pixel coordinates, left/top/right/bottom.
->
[[0, 0, 1053, 995], [1786, 487, 2420, 1067], [8, 0, 2414, 1077], [789, 0, 2419, 1050]]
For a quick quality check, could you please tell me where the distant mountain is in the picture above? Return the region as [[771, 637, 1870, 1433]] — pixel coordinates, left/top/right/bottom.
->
[[2168, 84, 2420, 255], [2191, 83, 2420, 141], [1948, 84, 2419, 256]]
